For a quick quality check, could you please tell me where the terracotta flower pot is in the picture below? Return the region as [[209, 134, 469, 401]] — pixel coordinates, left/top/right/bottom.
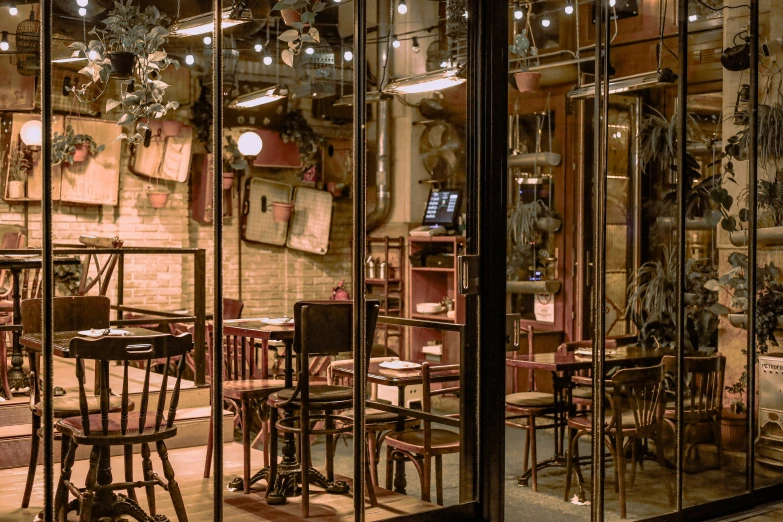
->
[[72, 143, 89, 163], [7, 180, 25, 199], [147, 191, 169, 209], [721, 408, 748, 452], [222, 172, 235, 190], [161, 120, 183, 138], [108, 51, 136, 79], [513, 71, 542, 93], [272, 201, 294, 223], [280, 8, 302, 26]]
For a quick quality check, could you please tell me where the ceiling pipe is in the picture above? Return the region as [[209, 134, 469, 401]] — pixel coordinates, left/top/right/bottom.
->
[[367, 0, 393, 231]]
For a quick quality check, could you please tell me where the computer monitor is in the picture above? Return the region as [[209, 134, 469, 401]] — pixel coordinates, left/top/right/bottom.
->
[[421, 189, 461, 228]]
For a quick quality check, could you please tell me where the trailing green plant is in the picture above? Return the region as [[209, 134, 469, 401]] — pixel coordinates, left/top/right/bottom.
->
[[224, 136, 248, 172], [69, 0, 179, 143], [189, 82, 213, 152], [734, 102, 783, 166], [638, 107, 695, 174], [507, 200, 541, 249], [272, 0, 324, 67], [8, 149, 31, 182], [51, 125, 105, 166], [281, 111, 325, 166], [757, 168, 783, 227], [707, 251, 779, 312]]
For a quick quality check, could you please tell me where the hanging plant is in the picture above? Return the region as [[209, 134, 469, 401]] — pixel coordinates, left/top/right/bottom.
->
[[189, 82, 213, 152], [272, 0, 325, 67], [69, 0, 180, 143], [280, 111, 325, 166], [52, 125, 105, 166]]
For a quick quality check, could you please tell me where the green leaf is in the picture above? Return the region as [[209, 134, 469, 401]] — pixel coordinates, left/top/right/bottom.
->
[[113, 133, 128, 143], [312, 1, 326, 12], [148, 50, 167, 62], [301, 34, 316, 43], [721, 216, 737, 232], [309, 27, 320, 43], [117, 113, 136, 125], [705, 209, 722, 227], [279, 29, 300, 42], [272, 1, 289, 10], [282, 49, 295, 68], [106, 98, 122, 112], [69, 42, 87, 51]]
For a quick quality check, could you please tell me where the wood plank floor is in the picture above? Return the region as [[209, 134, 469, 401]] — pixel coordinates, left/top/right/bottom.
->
[[0, 443, 439, 522]]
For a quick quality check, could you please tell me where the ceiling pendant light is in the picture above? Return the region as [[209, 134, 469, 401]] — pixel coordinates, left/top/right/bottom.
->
[[384, 68, 465, 95], [397, 0, 407, 15], [170, 4, 252, 37], [229, 85, 288, 108], [0, 32, 9, 52]]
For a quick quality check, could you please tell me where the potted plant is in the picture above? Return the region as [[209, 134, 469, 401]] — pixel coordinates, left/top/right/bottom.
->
[[223, 136, 248, 190], [509, 30, 540, 93], [722, 373, 749, 452], [729, 169, 783, 246], [506, 200, 560, 289], [51, 125, 105, 166], [273, 0, 323, 66], [146, 183, 169, 208], [70, 0, 180, 143], [272, 201, 295, 223], [280, 111, 325, 166], [7, 149, 30, 199]]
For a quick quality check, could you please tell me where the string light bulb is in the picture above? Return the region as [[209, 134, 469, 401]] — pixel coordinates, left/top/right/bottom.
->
[[565, 1, 574, 15], [412, 36, 420, 53], [392, 36, 401, 48], [9, 6, 18, 15], [397, 0, 407, 15], [688, 14, 698, 22], [263, 54, 273, 66], [514, 4, 523, 20], [185, 52, 195, 65], [609, 0, 616, 5], [79, 7, 86, 16], [344, 49, 353, 61], [76, 0, 89, 6], [254, 43, 262, 52], [0, 32, 8, 52], [203, 35, 212, 45], [305, 46, 314, 55], [541, 17, 551, 28]]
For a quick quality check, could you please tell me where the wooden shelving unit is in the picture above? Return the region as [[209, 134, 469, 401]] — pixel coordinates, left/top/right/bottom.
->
[[366, 236, 405, 356], [406, 235, 465, 364]]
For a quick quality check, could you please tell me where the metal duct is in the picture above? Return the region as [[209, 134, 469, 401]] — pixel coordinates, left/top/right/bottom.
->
[[367, 0, 393, 231]]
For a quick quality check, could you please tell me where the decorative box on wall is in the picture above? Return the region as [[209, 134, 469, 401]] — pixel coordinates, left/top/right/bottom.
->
[[241, 177, 292, 246], [287, 187, 333, 255], [190, 153, 234, 223], [251, 129, 302, 168], [130, 124, 194, 183]]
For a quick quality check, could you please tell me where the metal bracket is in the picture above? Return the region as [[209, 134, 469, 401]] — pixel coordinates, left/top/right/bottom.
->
[[458, 255, 480, 295]]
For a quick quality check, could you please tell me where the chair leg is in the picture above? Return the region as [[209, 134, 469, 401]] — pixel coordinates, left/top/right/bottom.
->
[[564, 427, 575, 502], [325, 414, 335, 482], [124, 444, 138, 502], [529, 415, 539, 492], [78, 446, 101, 522], [435, 455, 444, 506], [301, 406, 310, 519], [54, 438, 77, 522], [21, 414, 40, 508], [385, 446, 394, 491], [242, 398, 252, 494], [421, 455, 431, 503], [157, 440, 189, 522], [267, 407, 279, 499], [141, 443, 156, 516], [523, 425, 530, 474], [367, 432, 379, 486], [629, 438, 638, 488], [364, 452, 378, 507], [204, 415, 213, 479], [0, 334, 13, 401], [615, 433, 627, 519]]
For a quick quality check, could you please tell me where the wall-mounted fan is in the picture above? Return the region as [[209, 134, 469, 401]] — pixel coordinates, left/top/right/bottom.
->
[[419, 120, 464, 186]]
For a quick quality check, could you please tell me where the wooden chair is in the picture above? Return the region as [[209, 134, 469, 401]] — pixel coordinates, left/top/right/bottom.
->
[[504, 326, 565, 492], [661, 354, 725, 470], [384, 362, 460, 505], [55, 333, 192, 522], [20, 296, 129, 509], [202, 322, 287, 494], [267, 300, 380, 518], [564, 363, 673, 519], [75, 235, 123, 296], [0, 229, 24, 399]]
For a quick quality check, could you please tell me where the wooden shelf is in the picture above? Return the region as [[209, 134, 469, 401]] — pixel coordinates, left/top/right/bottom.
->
[[411, 267, 454, 272], [366, 278, 401, 284], [410, 312, 457, 322]]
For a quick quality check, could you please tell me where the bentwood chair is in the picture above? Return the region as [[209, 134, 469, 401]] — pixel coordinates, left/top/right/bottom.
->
[[267, 300, 380, 518], [504, 325, 565, 491], [564, 363, 673, 519], [661, 354, 725, 470], [0, 229, 25, 399], [384, 362, 461, 505], [20, 296, 126, 509], [55, 333, 192, 522]]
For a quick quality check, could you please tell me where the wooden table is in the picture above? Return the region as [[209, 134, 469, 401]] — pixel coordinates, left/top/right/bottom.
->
[[1, 255, 81, 392], [20, 327, 167, 357], [331, 361, 461, 495], [505, 345, 676, 487]]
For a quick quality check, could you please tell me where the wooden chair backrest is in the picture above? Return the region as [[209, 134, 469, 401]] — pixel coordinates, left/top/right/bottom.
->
[[506, 326, 565, 394], [661, 354, 725, 419], [0, 231, 25, 299], [610, 364, 666, 438], [69, 333, 192, 436], [422, 362, 461, 455], [21, 296, 110, 334], [76, 236, 123, 296], [327, 356, 399, 399]]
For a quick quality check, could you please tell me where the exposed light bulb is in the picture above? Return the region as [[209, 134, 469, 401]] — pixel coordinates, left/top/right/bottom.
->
[[203, 36, 212, 45], [609, 0, 616, 6], [392, 37, 401, 49], [88, 49, 100, 61], [237, 131, 263, 157], [344, 50, 353, 61], [0, 41, 8, 52], [79, 7, 86, 16], [565, 3, 574, 15], [185, 53, 195, 65], [514, 9, 523, 20], [688, 14, 698, 22], [541, 18, 551, 28], [263, 55, 273, 65], [254, 43, 262, 52], [9, 6, 18, 15], [305, 46, 314, 55], [76, 0, 88, 7], [412, 36, 420, 53], [397, 0, 407, 15], [20, 120, 42, 146]]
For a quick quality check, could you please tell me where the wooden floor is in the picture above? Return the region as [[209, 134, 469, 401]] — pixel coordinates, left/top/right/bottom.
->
[[0, 443, 439, 522]]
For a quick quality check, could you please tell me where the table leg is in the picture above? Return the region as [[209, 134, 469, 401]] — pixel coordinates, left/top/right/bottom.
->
[[7, 270, 27, 391], [392, 386, 407, 494]]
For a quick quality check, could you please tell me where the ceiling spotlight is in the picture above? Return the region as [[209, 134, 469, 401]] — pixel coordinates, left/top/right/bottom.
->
[[0, 32, 8, 52], [263, 55, 273, 65], [392, 37, 401, 49], [203, 35, 212, 45], [185, 53, 195, 65], [79, 7, 86, 16], [344, 49, 353, 61], [565, 1, 574, 15], [412, 36, 420, 53], [76, 0, 88, 6], [541, 17, 551, 28], [305, 46, 314, 55], [9, 6, 18, 15], [397, 0, 407, 15], [254, 43, 262, 52]]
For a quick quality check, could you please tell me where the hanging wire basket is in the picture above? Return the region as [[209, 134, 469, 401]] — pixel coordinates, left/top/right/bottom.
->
[[293, 41, 337, 99], [15, 9, 41, 77]]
